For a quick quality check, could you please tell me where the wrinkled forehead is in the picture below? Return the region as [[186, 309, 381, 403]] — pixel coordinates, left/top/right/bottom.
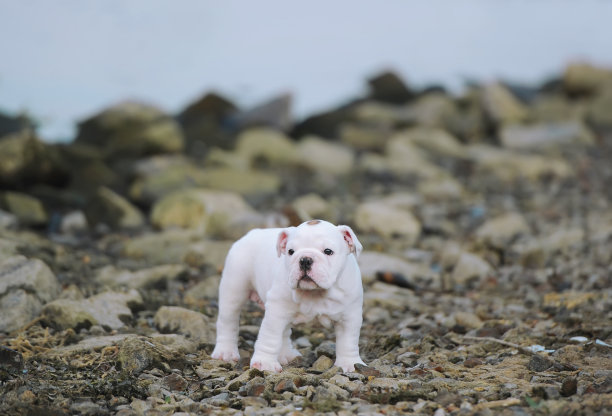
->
[[290, 220, 341, 246]]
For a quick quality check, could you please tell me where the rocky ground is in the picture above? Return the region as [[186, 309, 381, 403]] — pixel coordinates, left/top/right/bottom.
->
[[1, 63, 611, 415]]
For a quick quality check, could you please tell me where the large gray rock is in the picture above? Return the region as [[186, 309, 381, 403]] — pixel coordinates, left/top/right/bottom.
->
[[0, 129, 68, 188], [475, 213, 531, 249], [296, 136, 355, 175], [406, 92, 458, 129], [467, 145, 573, 182], [150, 188, 255, 232], [75, 101, 184, 158], [481, 83, 528, 125], [235, 127, 298, 166], [85, 187, 145, 230], [291, 193, 337, 223], [367, 71, 413, 104], [340, 123, 391, 151], [0, 192, 47, 227], [451, 252, 493, 286], [588, 80, 612, 127], [96, 264, 187, 290], [395, 127, 467, 159], [232, 93, 292, 131], [500, 121, 594, 149], [42, 290, 143, 330], [129, 157, 209, 206], [358, 251, 431, 285], [0, 256, 61, 332], [177, 91, 238, 154], [0, 210, 18, 230], [154, 306, 215, 344], [355, 201, 421, 243], [563, 62, 612, 95]]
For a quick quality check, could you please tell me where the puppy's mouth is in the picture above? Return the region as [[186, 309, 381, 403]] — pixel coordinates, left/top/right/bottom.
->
[[297, 275, 320, 290]]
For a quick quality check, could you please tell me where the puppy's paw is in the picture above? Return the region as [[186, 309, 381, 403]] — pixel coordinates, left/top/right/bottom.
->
[[211, 345, 240, 362], [334, 356, 366, 373], [250, 355, 282, 372], [278, 347, 302, 365]]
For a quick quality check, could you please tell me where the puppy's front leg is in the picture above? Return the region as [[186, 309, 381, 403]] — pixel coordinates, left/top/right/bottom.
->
[[334, 311, 366, 372], [250, 303, 292, 372]]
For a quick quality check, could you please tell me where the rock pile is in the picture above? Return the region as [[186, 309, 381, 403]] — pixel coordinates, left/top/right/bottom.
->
[[1, 62, 611, 415]]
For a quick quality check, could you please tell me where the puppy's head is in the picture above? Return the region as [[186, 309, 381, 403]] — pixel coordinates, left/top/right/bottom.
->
[[276, 220, 362, 291]]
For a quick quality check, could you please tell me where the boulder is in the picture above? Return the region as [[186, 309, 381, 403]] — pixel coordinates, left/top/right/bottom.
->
[[0, 210, 18, 230], [232, 93, 292, 131], [395, 127, 467, 159], [467, 145, 573, 182], [190, 168, 282, 197], [340, 123, 391, 151], [150, 188, 255, 232], [481, 83, 528, 125], [406, 92, 458, 129], [451, 252, 492, 286], [75, 101, 184, 158], [358, 251, 430, 285], [235, 127, 299, 166], [475, 213, 530, 249], [95, 264, 187, 290], [587, 80, 612, 127], [42, 290, 143, 330], [296, 136, 355, 175], [499, 121, 594, 149], [0, 256, 61, 332], [367, 70, 413, 104], [177, 91, 238, 154], [129, 158, 209, 206], [154, 306, 215, 344], [0, 129, 69, 188], [84, 187, 145, 230], [0, 192, 47, 227], [355, 201, 421, 243], [562, 62, 612, 95], [291, 193, 336, 223]]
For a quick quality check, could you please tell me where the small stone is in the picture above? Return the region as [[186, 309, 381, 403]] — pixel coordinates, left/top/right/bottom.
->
[[453, 311, 483, 330], [315, 341, 336, 358], [560, 377, 578, 397], [246, 377, 266, 397], [311, 355, 334, 372], [527, 355, 553, 372], [162, 373, 188, 391], [397, 351, 418, 366], [274, 378, 297, 393], [463, 357, 483, 368], [481, 82, 528, 125], [354, 363, 381, 378]]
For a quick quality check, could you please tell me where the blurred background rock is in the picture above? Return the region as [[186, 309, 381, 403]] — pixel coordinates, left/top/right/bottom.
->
[[1, 2, 611, 415]]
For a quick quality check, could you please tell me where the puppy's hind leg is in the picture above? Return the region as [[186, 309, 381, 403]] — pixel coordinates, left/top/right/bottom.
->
[[211, 259, 251, 362]]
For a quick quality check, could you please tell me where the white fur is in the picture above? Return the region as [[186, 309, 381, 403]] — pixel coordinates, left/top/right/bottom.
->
[[211, 220, 365, 372]]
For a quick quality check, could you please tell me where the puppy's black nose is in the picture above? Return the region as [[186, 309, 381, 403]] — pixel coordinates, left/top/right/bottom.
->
[[299, 256, 313, 271]]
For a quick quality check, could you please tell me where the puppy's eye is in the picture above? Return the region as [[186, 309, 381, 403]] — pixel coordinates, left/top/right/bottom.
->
[[324, 248, 334, 255], [288, 249, 295, 255]]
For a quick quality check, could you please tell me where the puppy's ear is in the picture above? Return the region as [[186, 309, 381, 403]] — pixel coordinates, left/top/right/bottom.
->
[[276, 228, 294, 257], [338, 225, 363, 258]]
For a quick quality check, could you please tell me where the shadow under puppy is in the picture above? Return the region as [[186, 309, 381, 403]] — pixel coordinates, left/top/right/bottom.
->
[[212, 219, 365, 372]]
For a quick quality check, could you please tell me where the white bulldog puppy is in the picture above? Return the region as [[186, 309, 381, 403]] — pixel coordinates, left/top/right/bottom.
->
[[211, 219, 365, 372]]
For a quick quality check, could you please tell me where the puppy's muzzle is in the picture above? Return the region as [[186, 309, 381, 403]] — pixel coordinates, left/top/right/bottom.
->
[[299, 256, 313, 271]]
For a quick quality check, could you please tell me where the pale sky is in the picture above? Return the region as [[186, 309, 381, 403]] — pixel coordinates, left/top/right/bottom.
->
[[1, 0, 611, 141]]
